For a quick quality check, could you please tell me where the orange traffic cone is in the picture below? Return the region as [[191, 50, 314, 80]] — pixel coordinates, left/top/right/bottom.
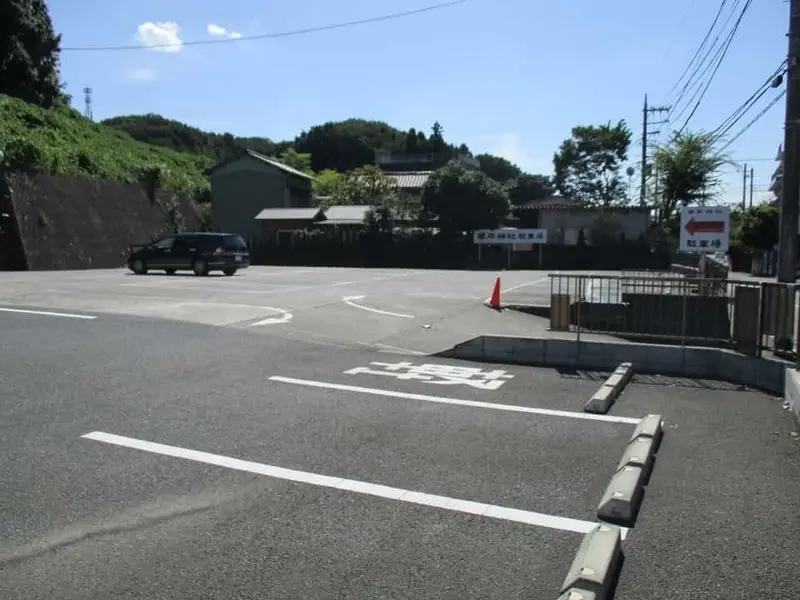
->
[[487, 277, 501, 310]]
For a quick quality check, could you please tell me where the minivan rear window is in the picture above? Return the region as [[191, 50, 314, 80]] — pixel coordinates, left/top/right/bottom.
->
[[222, 235, 247, 251]]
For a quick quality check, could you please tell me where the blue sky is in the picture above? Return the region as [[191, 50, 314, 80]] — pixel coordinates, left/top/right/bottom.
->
[[49, 0, 785, 206]]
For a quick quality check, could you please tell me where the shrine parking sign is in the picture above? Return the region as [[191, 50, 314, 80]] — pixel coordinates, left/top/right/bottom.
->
[[679, 205, 730, 253]]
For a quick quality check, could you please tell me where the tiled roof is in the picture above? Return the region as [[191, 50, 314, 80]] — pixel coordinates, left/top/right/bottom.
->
[[322, 205, 371, 224], [254, 208, 322, 220], [386, 171, 432, 189], [247, 150, 316, 181]]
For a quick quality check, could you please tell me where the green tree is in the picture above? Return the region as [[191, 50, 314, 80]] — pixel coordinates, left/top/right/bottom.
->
[[553, 120, 632, 207], [404, 128, 419, 154], [1, 0, 63, 107], [734, 204, 779, 252], [421, 161, 510, 235], [508, 173, 553, 205], [278, 147, 313, 174], [313, 169, 342, 200], [653, 131, 728, 223], [330, 165, 395, 206], [476, 153, 521, 182], [429, 121, 446, 153]]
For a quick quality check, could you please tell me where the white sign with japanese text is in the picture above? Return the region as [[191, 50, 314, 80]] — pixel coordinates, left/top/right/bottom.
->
[[679, 205, 730, 253], [344, 361, 514, 391], [473, 228, 547, 245]]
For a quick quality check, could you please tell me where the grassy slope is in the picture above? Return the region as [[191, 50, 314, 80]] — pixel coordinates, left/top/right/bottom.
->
[[0, 94, 212, 194]]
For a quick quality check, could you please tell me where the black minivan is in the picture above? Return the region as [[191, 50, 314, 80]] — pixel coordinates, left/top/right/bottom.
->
[[127, 232, 250, 276]]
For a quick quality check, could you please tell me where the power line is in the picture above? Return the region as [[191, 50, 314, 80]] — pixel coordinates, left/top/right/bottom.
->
[[670, 0, 744, 122], [667, 0, 729, 101], [716, 90, 786, 154], [61, 0, 465, 52], [676, 0, 753, 134], [710, 62, 786, 140]]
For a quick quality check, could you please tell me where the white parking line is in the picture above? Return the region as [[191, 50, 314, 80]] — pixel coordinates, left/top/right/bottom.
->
[[342, 295, 414, 319], [82, 431, 612, 536], [501, 277, 550, 294], [0, 307, 97, 320], [268, 376, 641, 425]]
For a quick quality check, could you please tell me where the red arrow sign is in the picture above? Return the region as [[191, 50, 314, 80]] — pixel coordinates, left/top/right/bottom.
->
[[685, 218, 725, 235]]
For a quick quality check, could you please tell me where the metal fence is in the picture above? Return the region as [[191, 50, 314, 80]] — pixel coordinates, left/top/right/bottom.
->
[[548, 272, 799, 358]]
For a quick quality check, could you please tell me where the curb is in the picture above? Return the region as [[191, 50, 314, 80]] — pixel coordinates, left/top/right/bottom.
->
[[560, 524, 623, 600], [584, 362, 634, 414], [597, 414, 664, 527]]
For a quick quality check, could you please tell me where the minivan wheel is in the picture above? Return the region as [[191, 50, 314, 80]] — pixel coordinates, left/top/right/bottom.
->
[[222, 267, 237, 276], [192, 259, 209, 276], [131, 259, 147, 275]]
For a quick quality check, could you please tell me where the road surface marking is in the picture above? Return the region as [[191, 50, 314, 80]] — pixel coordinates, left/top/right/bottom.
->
[[81, 431, 614, 536], [268, 376, 641, 424], [342, 295, 414, 319], [501, 277, 550, 294], [0, 307, 97, 320], [250, 307, 293, 326]]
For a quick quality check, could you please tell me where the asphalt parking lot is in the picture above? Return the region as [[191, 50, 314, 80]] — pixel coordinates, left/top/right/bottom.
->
[[1, 266, 799, 599], [0, 266, 555, 354], [0, 308, 634, 599]]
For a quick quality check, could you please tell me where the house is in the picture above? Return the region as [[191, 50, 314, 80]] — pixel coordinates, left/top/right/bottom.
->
[[513, 199, 650, 244], [254, 205, 373, 241], [209, 150, 315, 239], [376, 150, 480, 198]]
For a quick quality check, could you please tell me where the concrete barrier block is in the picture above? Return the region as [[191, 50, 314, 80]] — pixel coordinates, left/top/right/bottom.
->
[[584, 362, 634, 414], [557, 589, 597, 600], [597, 466, 644, 526], [629, 414, 664, 450], [617, 437, 656, 484], [560, 524, 623, 599]]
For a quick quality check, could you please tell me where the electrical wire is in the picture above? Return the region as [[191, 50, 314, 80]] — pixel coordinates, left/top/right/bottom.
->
[[716, 90, 785, 154], [670, 0, 744, 122], [710, 62, 786, 142], [667, 0, 729, 101], [61, 0, 466, 52], [676, 0, 753, 134]]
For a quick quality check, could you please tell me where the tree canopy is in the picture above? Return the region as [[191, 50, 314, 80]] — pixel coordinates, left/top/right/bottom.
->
[[734, 204, 779, 252], [653, 131, 728, 223], [553, 121, 632, 207], [421, 161, 510, 235], [1, 0, 63, 107]]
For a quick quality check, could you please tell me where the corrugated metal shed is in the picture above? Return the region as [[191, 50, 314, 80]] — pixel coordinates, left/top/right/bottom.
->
[[254, 208, 322, 220], [322, 205, 372, 224], [247, 150, 315, 181], [386, 171, 432, 189]]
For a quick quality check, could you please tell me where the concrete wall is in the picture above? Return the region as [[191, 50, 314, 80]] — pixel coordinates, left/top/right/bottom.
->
[[540, 209, 649, 245], [3, 169, 201, 270], [445, 335, 789, 395]]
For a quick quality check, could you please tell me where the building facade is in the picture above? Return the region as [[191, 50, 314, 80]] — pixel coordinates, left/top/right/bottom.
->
[[209, 150, 314, 239]]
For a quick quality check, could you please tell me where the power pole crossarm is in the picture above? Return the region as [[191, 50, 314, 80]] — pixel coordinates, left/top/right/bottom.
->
[[778, 0, 800, 282]]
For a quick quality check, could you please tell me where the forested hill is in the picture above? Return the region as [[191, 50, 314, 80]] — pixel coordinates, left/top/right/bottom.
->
[[101, 115, 526, 178]]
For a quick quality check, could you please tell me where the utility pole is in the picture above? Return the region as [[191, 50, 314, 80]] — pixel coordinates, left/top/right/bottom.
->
[[749, 166, 754, 207], [778, 0, 800, 282], [639, 94, 670, 206], [742, 163, 748, 210]]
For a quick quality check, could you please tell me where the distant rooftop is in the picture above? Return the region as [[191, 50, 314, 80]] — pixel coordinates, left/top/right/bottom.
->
[[386, 171, 432, 189]]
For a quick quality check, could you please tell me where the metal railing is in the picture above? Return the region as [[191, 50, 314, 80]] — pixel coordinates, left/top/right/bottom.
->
[[547, 272, 798, 358]]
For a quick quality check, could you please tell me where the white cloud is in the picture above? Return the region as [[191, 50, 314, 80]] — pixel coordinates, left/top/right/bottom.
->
[[489, 133, 552, 174], [136, 22, 183, 52], [207, 23, 242, 39], [126, 67, 156, 81]]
